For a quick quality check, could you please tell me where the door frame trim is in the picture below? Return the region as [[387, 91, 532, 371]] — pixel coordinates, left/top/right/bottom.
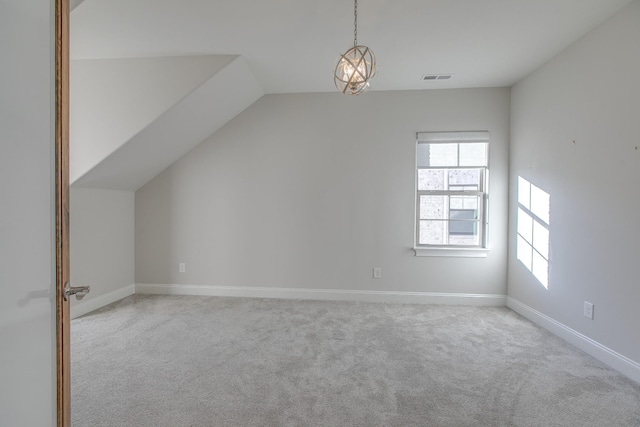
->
[[55, 0, 71, 425]]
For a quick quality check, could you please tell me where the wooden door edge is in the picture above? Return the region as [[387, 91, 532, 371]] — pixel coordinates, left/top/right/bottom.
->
[[55, 0, 71, 425]]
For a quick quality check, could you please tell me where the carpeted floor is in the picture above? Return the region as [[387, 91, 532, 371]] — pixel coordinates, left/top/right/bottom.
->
[[71, 295, 640, 426]]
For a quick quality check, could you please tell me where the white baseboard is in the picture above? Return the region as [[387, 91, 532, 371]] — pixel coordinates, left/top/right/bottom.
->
[[71, 284, 136, 319], [135, 283, 507, 306], [507, 297, 640, 384]]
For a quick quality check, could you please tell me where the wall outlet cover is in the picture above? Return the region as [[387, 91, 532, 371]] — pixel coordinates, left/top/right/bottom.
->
[[584, 301, 594, 319]]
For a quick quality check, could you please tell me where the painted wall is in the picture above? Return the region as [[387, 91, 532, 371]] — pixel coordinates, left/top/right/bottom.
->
[[0, 0, 55, 425], [70, 188, 135, 316], [509, 0, 640, 363], [136, 89, 510, 296]]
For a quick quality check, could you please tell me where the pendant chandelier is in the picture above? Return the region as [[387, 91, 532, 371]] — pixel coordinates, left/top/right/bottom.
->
[[334, 0, 377, 95]]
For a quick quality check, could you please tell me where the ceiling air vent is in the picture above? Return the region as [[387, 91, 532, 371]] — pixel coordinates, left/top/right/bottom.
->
[[422, 74, 453, 81]]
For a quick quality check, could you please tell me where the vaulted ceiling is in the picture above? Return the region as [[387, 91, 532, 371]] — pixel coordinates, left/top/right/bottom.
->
[[71, 0, 632, 94], [69, 0, 632, 190]]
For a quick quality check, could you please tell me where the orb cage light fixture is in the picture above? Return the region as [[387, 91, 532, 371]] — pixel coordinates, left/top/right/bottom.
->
[[334, 0, 377, 95]]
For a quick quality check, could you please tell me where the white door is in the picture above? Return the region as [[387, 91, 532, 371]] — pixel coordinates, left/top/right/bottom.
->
[[0, 0, 71, 425], [0, 0, 58, 425]]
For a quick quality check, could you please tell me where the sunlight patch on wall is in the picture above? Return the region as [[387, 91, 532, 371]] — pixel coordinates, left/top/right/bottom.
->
[[517, 177, 550, 288]]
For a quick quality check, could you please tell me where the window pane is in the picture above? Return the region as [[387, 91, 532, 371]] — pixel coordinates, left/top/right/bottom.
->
[[518, 177, 530, 209], [517, 208, 533, 244], [420, 220, 480, 246], [449, 228, 480, 246], [424, 143, 458, 167], [417, 169, 446, 190], [450, 197, 479, 212], [416, 143, 430, 167], [419, 220, 446, 245], [419, 195, 448, 220], [451, 195, 478, 211], [531, 184, 550, 224], [533, 221, 549, 259], [450, 196, 463, 209], [459, 143, 487, 167], [448, 169, 481, 189], [532, 250, 549, 288], [449, 218, 478, 236], [517, 235, 532, 271], [464, 195, 479, 210], [450, 209, 477, 221]]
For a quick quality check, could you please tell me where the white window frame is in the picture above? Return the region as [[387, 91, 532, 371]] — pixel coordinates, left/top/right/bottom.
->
[[414, 131, 490, 257]]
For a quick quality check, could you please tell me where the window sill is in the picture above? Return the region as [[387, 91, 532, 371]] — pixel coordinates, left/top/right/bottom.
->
[[413, 247, 490, 258]]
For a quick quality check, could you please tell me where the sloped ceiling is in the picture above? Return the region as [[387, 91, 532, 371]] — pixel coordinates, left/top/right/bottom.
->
[[70, 55, 238, 184], [70, 56, 263, 190]]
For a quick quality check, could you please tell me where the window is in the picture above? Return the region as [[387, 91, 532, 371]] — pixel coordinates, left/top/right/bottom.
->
[[517, 177, 550, 288], [415, 131, 489, 249]]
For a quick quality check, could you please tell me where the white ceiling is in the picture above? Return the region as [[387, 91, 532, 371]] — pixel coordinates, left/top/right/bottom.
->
[[71, 0, 632, 94]]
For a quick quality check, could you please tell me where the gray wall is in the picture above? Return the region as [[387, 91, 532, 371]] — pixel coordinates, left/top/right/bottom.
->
[[509, 1, 640, 362], [70, 188, 135, 311], [136, 88, 510, 295], [0, 0, 55, 424]]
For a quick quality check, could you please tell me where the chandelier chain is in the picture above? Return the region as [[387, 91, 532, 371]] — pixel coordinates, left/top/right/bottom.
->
[[354, 0, 358, 46]]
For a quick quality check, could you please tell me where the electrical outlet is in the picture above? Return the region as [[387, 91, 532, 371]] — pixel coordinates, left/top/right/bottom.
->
[[179, 262, 186, 273], [373, 267, 382, 279], [584, 301, 594, 320]]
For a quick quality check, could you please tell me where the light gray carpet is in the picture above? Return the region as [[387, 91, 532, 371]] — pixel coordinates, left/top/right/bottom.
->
[[72, 295, 640, 426]]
